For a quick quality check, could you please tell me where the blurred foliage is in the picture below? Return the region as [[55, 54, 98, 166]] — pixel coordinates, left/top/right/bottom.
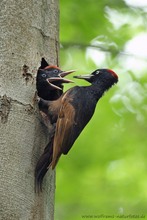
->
[[55, 0, 147, 219]]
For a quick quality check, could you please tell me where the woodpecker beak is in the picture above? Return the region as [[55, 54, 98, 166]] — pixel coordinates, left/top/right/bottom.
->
[[59, 70, 75, 77], [74, 74, 93, 80], [46, 70, 75, 90], [46, 77, 74, 90], [46, 78, 62, 90]]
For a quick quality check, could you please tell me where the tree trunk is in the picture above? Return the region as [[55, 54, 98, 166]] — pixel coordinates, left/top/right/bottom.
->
[[0, 0, 59, 219]]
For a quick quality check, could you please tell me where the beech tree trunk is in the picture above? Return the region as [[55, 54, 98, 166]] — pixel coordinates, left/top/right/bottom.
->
[[0, 0, 59, 219]]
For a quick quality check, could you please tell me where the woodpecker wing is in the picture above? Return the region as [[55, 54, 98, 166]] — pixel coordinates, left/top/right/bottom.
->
[[51, 87, 96, 169]]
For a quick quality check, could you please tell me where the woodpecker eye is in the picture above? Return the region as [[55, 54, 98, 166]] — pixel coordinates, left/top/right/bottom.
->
[[42, 73, 46, 77], [53, 69, 59, 73], [95, 70, 100, 75]]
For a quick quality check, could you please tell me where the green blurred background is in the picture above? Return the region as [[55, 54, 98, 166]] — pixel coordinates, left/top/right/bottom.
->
[[55, 0, 147, 219]]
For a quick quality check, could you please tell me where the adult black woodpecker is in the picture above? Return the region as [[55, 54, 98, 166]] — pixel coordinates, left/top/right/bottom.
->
[[36, 58, 74, 101], [36, 68, 118, 182]]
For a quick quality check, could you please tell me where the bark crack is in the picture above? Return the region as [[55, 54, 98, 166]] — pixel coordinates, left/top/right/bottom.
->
[[31, 25, 50, 38], [0, 95, 11, 124], [0, 95, 36, 123]]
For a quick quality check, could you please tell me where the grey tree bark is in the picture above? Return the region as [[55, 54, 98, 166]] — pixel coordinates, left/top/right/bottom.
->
[[0, 0, 59, 219]]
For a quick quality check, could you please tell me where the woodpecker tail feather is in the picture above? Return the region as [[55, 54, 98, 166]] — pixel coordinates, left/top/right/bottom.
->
[[35, 139, 53, 193]]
